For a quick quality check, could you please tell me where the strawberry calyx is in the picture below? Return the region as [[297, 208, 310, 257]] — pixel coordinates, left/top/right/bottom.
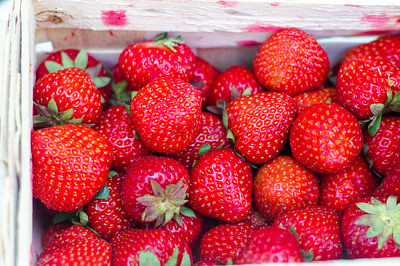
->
[[279, 225, 314, 262], [136, 179, 193, 227], [110, 80, 131, 105], [214, 258, 233, 265], [139, 247, 191, 266], [153, 32, 186, 53], [354, 196, 400, 250]]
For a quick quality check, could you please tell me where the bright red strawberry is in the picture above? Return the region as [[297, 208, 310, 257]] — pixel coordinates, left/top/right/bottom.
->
[[319, 155, 379, 217], [374, 161, 400, 198], [93, 105, 152, 172], [226, 92, 295, 164], [189, 148, 253, 222], [200, 222, 256, 264], [290, 103, 363, 174], [130, 76, 202, 154], [118, 33, 196, 91], [32, 124, 112, 212], [121, 156, 190, 226], [41, 222, 70, 249], [242, 206, 271, 228], [234, 226, 303, 264], [273, 205, 342, 261], [194, 260, 216, 266], [207, 65, 263, 107], [363, 116, 400, 176], [111, 229, 192, 266], [341, 196, 400, 258], [33, 67, 103, 126], [253, 155, 319, 220], [293, 87, 336, 115], [253, 28, 329, 96], [167, 111, 230, 172], [85, 172, 136, 241], [190, 56, 220, 108]]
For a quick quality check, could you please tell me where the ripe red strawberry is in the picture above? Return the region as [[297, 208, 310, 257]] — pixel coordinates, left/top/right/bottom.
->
[[190, 56, 220, 108], [207, 65, 263, 107], [292, 87, 336, 115], [118, 33, 196, 91], [36, 49, 112, 109], [374, 161, 400, 198], [199, 222, 256, 264], [167, 111, 230, 172], [194, 260, 216, 266], [226, 92, 295, 164], [341, 196, 400, 258], [189, 148, 253, 222], [111, 229, 192, 266], [234, 226, 303, 264], [253, 28, 329, 96], [319, 155, 379, 217], [121, 156, 190, 226], [33, 67, 103, 126], [93, 105, 152, 172], [242, 206, 271, 228], [290, 103, 363, 174], [273, 205, 342, 261], [85, 172, 136, 241], [32, 124, 112, 212], [363, 116, 400, 176], [130, 76, 202, 154], [253, 155, 319, 220], [41, 222, 70, 249]]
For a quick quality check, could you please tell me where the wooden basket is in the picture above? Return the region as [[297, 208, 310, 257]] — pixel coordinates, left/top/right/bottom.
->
[[6, 0, 400, 264]]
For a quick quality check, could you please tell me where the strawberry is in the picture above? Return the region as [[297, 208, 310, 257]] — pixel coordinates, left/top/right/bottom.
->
[[118, 32, 196, 91], [253, 28, 329, 96], [363, 116, 400, 176], [36, 49, 112, 109], [111, 229, 192, 266], [292, 87, 336, 115], [194, 260, 216, 266], [253, 155, 319, 220], [289, 103, 363, 174], [85, 172, 136, 241], [121, 156, 191, 226], [130, 76, 202, 154], [242, 206, 271, 228], [189, 148, 253, 222], [93, 105, 152, 172], [33, 67, 103, 127], [273, 205, 342, 261], [374, 161, 400, 198], [341, 196, 400, 258], [41, 222, 70, 249], [207, 65, 263, 107], [226, 92, 295, 164], [32, 124, 112, 212], [199, 222, 257, 264], [319, 155, 379, 217], [234, 226, 304, 264]]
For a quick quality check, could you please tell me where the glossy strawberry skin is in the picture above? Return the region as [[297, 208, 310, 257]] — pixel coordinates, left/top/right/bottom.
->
[[253, 155, 319, 220], [293, 87, 336, 115], [94, 105, 152, 172], [189, 148, 253, 222], [33, 67, 103, 125], [41, 223, 70, 249], [32, 124, 112, 212], [290, 103, 363, 174], [374, 161, 400, 198], [207, 65, 263, 107], [319, 155, 379, 217], [130, 76, 202, 154], [253, 28, 329, 96], [273, 205, 342, 261], [226, 92, 295, 164], [242, 206, 271, 228]]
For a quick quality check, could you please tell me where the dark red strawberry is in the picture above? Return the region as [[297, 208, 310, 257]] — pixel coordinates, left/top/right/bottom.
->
[[226, 92, 295, 164], [130, 76, 202, 154], [290, 103, 363, 174], [189, 148, 253, 222], [93, 105, 152, 172], [111, 229, 192, 266], [319, 155, 379, 217], [341, 196, 400, 258], [292, 87, 336, 115], [374, 161, 400, 198], [253, 28, 329, 96], [207, 65, 263, 107], [253, 155, 319, 220], [41, 222, 70, 249], [118, 32, 196, 91], [273, 205, 342, 261]]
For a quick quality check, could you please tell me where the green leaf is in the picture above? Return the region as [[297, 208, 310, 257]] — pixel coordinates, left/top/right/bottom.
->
[[356, 202, 380, 214], [53, 211, 75, 224], [86, 63, 103, 78], [368, 112, 382, 137], [93, 184, 109, 200], [164, 210, 175, 225], [45, 61, 64, 73], [173, 214, 183, 226], [199, 143, 211, 157], [134, 131, 141, 140], [366, 220, 384, 238], [108, 171, 117, 177], [226, 258, 234, 265], [179, 251, 191, 266], [61, 51, 74, 68], [139, 250, 161, 266], [301, 250, 314, 262], [131, 91, 139, 99], [222, 108, 229, 130], [386, 196, 398, 212], [354, 214, 374, 227], [230, 85, 241, 101], [180, 206, 195, 218], [78, 211, 89, 225], [393, 224, 400, 246], [241, 88, 252, 97], [59, 108, 74, 121], [47, 98, 59, 117], [93, 77, 111, 88], [165, 247, 179, 266], [227, 129, 235, 142], [74, 49, 88, 70], [124, 104, 132, 116], [370, 103, 385, 116]]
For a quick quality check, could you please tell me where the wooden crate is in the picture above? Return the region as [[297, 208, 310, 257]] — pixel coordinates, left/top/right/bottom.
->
[[8, 0, 400, 265]]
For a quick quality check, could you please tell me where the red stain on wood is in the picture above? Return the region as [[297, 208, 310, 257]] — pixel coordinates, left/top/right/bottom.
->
[[361, 13, 390, 29], [217, 1, 238, 8], [270, 2, 279, 6], [344, 4, 361, 7], [236, 40, 261, 47], [108, 30, 114, 36], [101, 10, 129, 27], [242, 22, 284, 32]]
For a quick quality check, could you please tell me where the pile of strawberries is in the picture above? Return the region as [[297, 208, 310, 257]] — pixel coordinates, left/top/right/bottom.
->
[[31, 28, 400, 265]]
